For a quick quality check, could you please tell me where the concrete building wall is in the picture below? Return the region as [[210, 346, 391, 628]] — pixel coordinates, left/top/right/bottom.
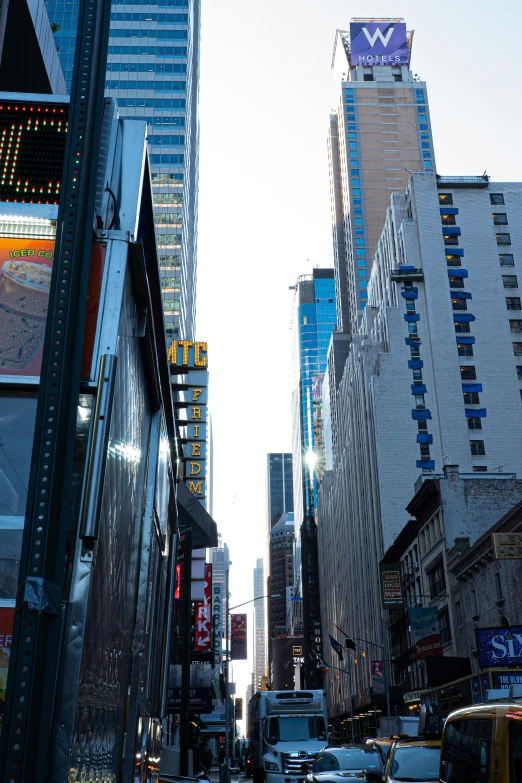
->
[[318, 174, 522, 711]]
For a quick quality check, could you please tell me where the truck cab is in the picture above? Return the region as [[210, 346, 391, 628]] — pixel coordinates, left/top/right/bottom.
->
[[248, 690, 328, 783], [439, 686, 522, 783]]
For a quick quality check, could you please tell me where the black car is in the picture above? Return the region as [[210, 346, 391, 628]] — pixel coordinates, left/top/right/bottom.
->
[[307, 746, 384, 782]]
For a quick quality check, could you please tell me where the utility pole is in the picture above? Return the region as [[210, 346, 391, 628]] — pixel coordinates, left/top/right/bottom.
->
[[347, 651, 355, 744], [0, 0, 112, 779]]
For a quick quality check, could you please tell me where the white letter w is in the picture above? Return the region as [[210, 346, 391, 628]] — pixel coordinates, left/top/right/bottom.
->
[[362, 26, 394, 47]]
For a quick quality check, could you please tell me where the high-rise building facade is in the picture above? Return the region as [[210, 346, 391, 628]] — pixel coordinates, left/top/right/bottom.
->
[[329, 20, 434, 332], [290, 269, 336, 687], [46, 0, 200, 339], [268, 513, 295, 667], [210, 534, 230, 633], [265, 453, 293, 533], [253, 558, 266, 692], [318, 172, 522, 715]]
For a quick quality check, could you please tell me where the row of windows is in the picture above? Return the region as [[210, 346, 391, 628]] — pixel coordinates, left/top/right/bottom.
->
[[107, 62, 187, 73], [440, 192, 505, 206], [108, 45, 187, 56], [109, 29, 188, 39], [116, 97, 186, 108], [110, 0, 188, 5], [150, 154, 184, 165], [148, 135, 184, 146], [105, 80, 186, 91], [134, 117, 184, 127], [110, 12, 188, 21]]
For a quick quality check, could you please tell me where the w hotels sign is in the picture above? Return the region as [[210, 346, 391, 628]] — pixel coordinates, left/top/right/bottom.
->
[[350, 21, 408, 65]]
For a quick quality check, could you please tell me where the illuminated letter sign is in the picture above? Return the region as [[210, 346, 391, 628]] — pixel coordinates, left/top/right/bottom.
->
[[350, 22, 408, 66], [168, 339, 208, 368]]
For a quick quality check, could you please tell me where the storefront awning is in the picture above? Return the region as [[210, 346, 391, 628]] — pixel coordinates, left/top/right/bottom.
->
[[176, 479, 218, 548]]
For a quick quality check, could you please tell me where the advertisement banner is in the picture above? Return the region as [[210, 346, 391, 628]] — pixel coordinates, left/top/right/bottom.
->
[[371, 660, 386, 694], [194, 563, 212, 652], [476, 626, 522, 668], [350, 22, 408, 66], [0, 607, 14, 728], [230, 614, 247, 660], [408, 607, 443, 659], [212, 583, 223, 667], [167, 687, 211, 713], [234, 698, 243, 721], [379, 564, 403, 607]]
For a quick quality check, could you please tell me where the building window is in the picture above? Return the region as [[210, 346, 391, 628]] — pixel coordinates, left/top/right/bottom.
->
[[517, 367, 522, 380], [458, 343, 474, 357], [510, 320, 522, 333], [406, 300, 416, 312], [473, 466, 488, 472], [439, 608, 452, 646], [455, 321, 471, 334], [439, 193, 453, 205], [496, 233, 511, 245], [394, 73, 402, 81], [468, 417, 482, 430], [444, 235, 459, 246], [500, 254, 515, 266], [441, 214, 456, 226], [455, 600, 462, 628], [506, 297, 522, 310], [493, 213, 508, 225], [513, 343, 522, 356], [494, 566, 503, 602], [471, 581, 479, 616], [410, 344, 420, 358], [460, 365, 477, 380], [418, 420, 428, 432], [428, 559, 446, 598], [470, 440, 486, 456], [490, 193, 505, 205], [503, 275, 519, 288], [419, 443, 430, 458], [415, 395, 425, 408], [452, 298, 468, 310], [408, 323, 418, 334], [446, 255, 462, 267], [412, 369, 423, 381], [449, 276, 465, 288], [463, 391, 480, 405]]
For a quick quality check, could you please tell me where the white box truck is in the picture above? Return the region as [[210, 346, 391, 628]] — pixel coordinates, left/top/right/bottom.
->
[[248, 690, 328, 783]]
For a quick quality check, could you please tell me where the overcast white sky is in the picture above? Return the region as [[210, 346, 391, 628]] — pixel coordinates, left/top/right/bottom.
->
[[195, 0, 522, 718]]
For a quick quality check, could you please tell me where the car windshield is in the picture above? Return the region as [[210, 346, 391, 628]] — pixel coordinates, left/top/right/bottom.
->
[[313, 749, 382, 772], [390, 746, 440, 782], [268, 717, 327, 742]]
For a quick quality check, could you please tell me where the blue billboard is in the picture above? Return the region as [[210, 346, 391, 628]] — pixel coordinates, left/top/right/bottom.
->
[[476, 626, 522, 668], [350, 22, 409, 66]]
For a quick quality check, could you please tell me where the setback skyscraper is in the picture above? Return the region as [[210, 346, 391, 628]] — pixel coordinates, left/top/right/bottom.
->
[[211, 534, 230, 634], [253, 558, 266, 692], [329, 20, 433, 331], [46, 0, 200, 339]]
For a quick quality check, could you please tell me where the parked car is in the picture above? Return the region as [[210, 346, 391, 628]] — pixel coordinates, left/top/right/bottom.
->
[[307, 745, 384, 782], [384, 737, 441, 783]]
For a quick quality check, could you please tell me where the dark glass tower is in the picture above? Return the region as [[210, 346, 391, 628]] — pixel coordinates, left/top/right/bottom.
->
[[266, 452, 294, 532], [46, 0, 200, 340]]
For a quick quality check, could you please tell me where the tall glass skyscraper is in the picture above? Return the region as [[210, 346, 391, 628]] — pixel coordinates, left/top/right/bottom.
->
[[265, 453, 293, 532], [46, 0, 200, 340]]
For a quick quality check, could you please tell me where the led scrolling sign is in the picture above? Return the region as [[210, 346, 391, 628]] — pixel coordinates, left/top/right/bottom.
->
[[0, 102, 68, 204]]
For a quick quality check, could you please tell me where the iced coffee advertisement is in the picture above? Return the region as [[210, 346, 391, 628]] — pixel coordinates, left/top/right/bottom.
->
[[0, 607, 14, 730], [0, 238, 54, 376]]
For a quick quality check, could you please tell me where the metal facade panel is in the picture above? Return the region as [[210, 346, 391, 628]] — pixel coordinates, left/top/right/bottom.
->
[[68, 269, 152, 782]]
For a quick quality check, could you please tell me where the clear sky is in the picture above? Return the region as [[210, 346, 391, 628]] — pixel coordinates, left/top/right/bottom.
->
[[195, 0, 522, 721]]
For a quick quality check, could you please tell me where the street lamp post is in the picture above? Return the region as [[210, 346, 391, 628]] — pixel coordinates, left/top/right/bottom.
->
[[224, 592, 281, 772]]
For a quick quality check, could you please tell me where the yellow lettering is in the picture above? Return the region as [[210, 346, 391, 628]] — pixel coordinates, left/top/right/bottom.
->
[[193, 425, 200, 437], [191, 407, 202, 420], [178, 340, 193, 365], [191, 443, 201, 457], [167, 339, 178, 364], [194, 341, 208, 367], [190, 462, 201, 475], [192, 388, 203, 402], [188, 480, 203, 495]]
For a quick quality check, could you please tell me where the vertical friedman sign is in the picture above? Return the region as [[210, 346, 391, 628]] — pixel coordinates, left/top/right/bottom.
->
[[168, 340, 209, 506], [350, 22, 408, 66]]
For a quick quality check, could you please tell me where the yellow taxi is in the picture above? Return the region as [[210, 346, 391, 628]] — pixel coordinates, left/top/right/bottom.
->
[[383, 737, 441, 783], [439, 691, 522, 783], [365, 737, 395, 761]]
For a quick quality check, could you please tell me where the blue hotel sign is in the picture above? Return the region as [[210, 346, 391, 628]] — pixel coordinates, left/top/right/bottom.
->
[[476, 626, 522, 668]]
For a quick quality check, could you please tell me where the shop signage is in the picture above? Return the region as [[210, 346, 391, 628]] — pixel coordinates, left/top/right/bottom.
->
[[476, 626, 522, 668], [0, 101, 68, 204], [0, 607, 14, 728], [194, 563, 212, 652], [350, 22, 408, 66], [379, 564, 403, 606], [404, 690, 421, 704], [408, 607, 443, 659], [230, 614, 247, 660], [168, 339, 208, 368], [212, 583, 223, 667], [493, 532, 522, 559], [167, 686, 211, 712]]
